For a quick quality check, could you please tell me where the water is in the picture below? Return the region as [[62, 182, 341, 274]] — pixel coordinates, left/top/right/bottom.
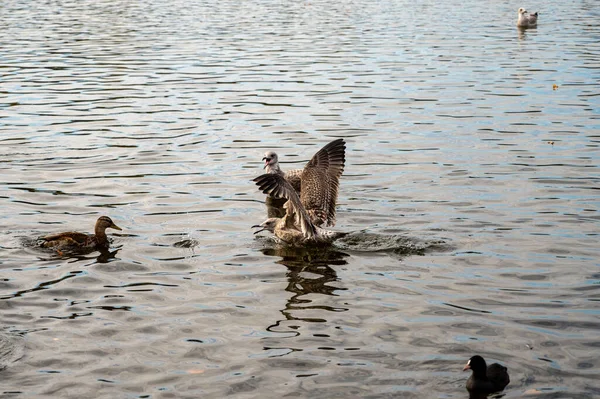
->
[[1, 0, 599, 397]]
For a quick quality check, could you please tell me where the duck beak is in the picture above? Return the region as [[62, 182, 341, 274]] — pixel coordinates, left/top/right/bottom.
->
[[111, 223, 123, 231]]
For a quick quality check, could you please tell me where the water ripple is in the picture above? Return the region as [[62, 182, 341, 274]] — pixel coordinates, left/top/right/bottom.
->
[[0, 0, 599, 397]]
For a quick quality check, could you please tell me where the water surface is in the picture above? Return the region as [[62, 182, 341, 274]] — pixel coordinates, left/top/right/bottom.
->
[[1, 0, 599, 397]]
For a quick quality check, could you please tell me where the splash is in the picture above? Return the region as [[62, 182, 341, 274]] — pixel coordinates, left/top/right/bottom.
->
[[253, 230, 451, 258], [334, 231, 451, 257]]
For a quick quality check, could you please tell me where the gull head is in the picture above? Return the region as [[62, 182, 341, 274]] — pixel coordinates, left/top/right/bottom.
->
[[252, 218, 278, 234], [262, 151, 279, 169]]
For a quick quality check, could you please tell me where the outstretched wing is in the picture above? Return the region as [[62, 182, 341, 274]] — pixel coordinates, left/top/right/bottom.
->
[[301, 138, 346, 226], [254, 173, 316, 239], [284, 169, 302, 193]]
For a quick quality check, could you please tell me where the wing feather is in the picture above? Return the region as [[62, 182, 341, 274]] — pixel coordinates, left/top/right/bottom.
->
[[301, 139, 345, 226], [254, 173, 316, 239], [41, 231, 89, 243]]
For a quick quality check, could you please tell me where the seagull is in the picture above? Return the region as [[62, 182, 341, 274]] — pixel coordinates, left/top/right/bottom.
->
[[253, 139, 347, 245], [517, 7, 538, 28], [262, 150, 302, 193]]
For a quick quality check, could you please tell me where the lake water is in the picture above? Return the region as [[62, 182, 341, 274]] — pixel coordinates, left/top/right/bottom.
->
[[1, 0, 599, 397]]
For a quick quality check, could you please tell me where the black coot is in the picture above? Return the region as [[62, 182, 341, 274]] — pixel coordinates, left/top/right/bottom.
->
[[463, 355, 510, 396]]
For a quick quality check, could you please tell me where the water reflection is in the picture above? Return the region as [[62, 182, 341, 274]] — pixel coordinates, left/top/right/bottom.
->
[[262, 245, 348, 335], [94, 247, 121, 264], [517, 26, 536, 41], [53, 247, 121, 264], [469, 393, 505, 399]]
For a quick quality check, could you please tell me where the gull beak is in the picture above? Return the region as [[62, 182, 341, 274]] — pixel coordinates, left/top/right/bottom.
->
[[252, 225, 266, 234], [262, 157, 270, 169], [463, 361, 471, 371]]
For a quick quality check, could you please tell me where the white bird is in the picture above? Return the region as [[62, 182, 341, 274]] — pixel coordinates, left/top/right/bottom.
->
[[517, 7, 538, 28]]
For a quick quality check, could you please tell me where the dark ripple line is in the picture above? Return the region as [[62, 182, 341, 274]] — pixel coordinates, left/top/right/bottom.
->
[[104, 282, 178, 288], [87, 305, 132, 311], [9, 199, 48, 206], [41, 312, 93, 320], [72, 172, 211, 180], [10, 187, 116, 198], [145, 209, 222, 216], [437, 114, 491, 119], [217, 100, 308, 108], [513, 163, 597, 168], [0, 272, 80, 300], [443, 302, 491, 314]]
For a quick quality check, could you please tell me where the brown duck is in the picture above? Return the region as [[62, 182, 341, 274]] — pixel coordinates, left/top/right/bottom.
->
[[39, 216, 122, 252]]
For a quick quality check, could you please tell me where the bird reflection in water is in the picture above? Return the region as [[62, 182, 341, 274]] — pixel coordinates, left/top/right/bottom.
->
[[468, 392, 506, 399], [36, 247, 121, 263], [59, 247, 121, 264], [261, 245, 349, 337], [94, 248, 121, 263]]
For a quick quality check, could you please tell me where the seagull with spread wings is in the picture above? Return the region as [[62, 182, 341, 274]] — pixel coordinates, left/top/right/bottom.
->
[[253, 139, 347, 245]]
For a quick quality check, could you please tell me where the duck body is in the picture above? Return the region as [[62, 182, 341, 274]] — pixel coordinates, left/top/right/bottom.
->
[[39, 216, 122, 252], [464, 355, 510, 396], [41, 231, 103, 249], [517, 7, 538, 28]]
